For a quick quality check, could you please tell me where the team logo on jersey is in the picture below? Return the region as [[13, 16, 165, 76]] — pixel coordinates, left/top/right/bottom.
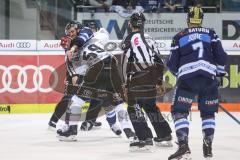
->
[[134, 37, 139, 45], [97, 92, 108, 98], [177, 96, 193, 104], [205, 99, 218, 106], [113, 93, 121, 101], [83, 89, 92, 97]]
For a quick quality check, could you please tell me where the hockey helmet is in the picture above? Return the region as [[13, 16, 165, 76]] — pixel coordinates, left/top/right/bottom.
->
[[187, 6, 204, 25], [87, 21, 100, 32], [129, 12, 146, 28], [65, 20, 83, 35]]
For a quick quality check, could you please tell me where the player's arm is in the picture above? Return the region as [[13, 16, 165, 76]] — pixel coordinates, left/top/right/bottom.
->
[[167, 37, 180, 76], [211, 30, 228, 76], [67, 28, 94, 60]]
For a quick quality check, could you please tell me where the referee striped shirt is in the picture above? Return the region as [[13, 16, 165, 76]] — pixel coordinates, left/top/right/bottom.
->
[[121, 31, 161, 82]]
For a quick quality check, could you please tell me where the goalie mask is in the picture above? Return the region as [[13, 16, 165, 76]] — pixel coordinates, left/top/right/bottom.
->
[[187, 6, 204, 25]]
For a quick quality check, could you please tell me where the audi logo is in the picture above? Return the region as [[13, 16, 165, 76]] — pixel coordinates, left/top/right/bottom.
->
[[0, 65, 58, 93], [16, 42, 31, 48], [156, 42, 167, 49]]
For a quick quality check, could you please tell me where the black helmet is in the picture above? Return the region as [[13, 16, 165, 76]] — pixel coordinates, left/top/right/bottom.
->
[[87, 21, 99, 31], [187, 6, 204, 25], [129, 12, 146, 28], [64, 20, 83, 35]]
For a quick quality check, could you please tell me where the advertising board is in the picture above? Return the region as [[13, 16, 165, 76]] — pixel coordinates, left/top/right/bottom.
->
[[0, 40, 239, 113]]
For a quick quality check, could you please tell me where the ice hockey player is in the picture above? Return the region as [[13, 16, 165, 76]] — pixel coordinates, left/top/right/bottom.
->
[[56, 23, 134, 141], [167, 6, 227, 160], [121, 12, 172, 152], [48, 21, 102, 130], [79, 21, 135, 139]]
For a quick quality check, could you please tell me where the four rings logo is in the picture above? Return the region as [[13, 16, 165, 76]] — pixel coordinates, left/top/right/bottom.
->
[[0, 65, 58, 93], [16, 42, 31, 48], [156, 42, 167, 49]]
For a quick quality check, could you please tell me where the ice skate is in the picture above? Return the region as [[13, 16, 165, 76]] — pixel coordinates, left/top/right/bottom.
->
[[48, 121, 56, 131], [80, 121, 94, 131], [129, 138, 153, 152], [80, 120, 102, 131], [123, 128, 135, 139], [203, 138, 213, 159], [168, 141, 191, 160], [154, 135, 173, 147], [110, 123, 122, 136], [57, 125, 78, 141], [93, 121, 102, 127]]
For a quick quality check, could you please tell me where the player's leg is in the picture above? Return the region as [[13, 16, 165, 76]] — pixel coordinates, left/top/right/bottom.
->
[[57, 94, 87, 141], [139, 97, 172, 147], [168, 80, 195, 160], [80, 98, 102, 131], [48, 95, 71, 130], [198, 77, 219, 159], [127, 91, 154, 151], [48, 70, 72, 130], [104, 106, 122, 136], [127, 102, 154, 152], [114, 102, 135, 139], [125, 84, 154, 151]]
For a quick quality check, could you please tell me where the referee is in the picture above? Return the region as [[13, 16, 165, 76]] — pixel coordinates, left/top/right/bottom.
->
[[121, 12, 172, 151]]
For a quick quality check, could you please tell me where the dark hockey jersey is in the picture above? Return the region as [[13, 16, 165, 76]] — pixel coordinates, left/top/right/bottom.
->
[[72, 27, 93, 48], [66, 27, 94, 77], [167, 27, 227, 80]]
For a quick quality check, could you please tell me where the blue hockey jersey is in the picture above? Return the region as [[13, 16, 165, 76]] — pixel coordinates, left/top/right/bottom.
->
[[167, 27, 227, 80], [72, 27, 93, 48]]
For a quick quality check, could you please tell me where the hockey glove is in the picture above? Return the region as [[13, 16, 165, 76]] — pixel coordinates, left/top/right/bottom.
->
[[60, 36, 71, 49]]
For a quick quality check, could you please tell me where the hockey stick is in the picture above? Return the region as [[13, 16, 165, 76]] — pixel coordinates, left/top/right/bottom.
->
[[219, 104, 240, 125], [217, 77, 240, 125]]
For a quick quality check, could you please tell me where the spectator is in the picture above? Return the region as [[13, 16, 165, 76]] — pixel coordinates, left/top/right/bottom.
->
[[110, 0, 144, 17], [139, 0, 162, 13], [164, 0, 177, 12], [164, 0, 184, 12], [88, 0, 113, 11], [140, 0, 186, 13]]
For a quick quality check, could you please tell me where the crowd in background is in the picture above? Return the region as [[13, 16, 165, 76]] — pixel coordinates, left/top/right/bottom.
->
[[74, 0, 222, 15]]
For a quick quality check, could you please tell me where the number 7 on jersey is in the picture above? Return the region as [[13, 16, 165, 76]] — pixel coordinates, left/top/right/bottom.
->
[[192, 42, 204, 58]]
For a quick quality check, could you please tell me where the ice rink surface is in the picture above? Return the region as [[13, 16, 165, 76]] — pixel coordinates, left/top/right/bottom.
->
[[0, 112, 240, 160]]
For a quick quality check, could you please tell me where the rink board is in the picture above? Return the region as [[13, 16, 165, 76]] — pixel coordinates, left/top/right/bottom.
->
[[0, 40, 239, 113], [0, 103, 239, 114]]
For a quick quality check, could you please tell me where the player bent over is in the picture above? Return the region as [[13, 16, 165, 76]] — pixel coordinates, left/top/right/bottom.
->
[[56, 25, 134, 141], [48, 21, 102, 130], [167, 7, 227, 160], [48, 21, 134, 139]]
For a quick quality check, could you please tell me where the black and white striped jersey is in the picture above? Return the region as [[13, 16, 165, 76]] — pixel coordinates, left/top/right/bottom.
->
[[121, 31, 161, 83], [66, 28, 112, 77]]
